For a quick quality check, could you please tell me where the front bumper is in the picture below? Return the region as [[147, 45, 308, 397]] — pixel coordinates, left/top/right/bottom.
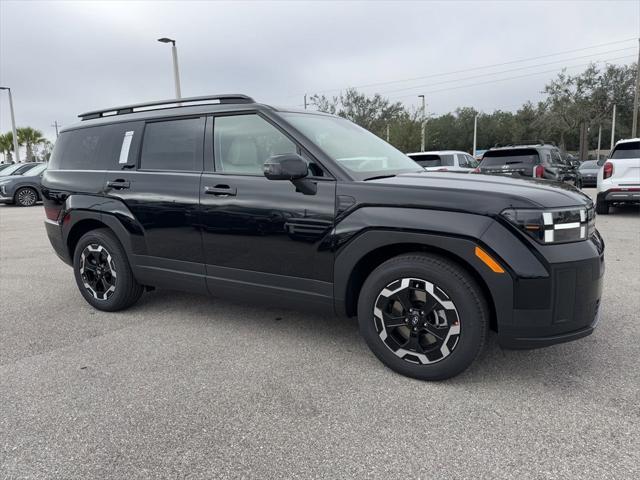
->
[[498, 231, 604, 349], [0, 192, 13, 203]]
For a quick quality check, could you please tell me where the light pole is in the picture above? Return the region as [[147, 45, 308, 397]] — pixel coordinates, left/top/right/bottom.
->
[[632, 38, 640, 138], [610, 104, 617, 150], [0, 87, 20, 163], [157, 37, 182, 99], [418, 95, 426, 152], [472, 113, 478, 157]]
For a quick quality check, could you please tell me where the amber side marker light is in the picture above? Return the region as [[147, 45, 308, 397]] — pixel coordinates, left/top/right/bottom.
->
[[475, 246, 505, 274]]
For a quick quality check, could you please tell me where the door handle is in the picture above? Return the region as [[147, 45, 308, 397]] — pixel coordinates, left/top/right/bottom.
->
[[204, 185, 237, 196], [106, 179, 130, 189]]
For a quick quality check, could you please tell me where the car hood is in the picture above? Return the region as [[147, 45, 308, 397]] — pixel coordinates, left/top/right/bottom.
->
[[362, 171, 592, 213]]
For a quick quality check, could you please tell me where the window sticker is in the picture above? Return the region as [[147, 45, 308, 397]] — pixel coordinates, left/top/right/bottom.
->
[[118, 131, 135, 164]]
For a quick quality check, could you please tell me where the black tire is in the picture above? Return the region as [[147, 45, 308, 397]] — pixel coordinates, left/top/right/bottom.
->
[[14, 187, 38, 207], [358, 253, 488, 381], [73, 228, 143, 311], [596, 197, 610, 215]]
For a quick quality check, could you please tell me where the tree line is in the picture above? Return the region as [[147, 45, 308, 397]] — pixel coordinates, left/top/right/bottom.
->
[[310, 62, 637, 157], [0, 128, 52, 163]]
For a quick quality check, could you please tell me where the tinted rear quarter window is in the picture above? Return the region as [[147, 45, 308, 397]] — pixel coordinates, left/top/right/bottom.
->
[[481, 149, 539, 167], [49, 122, 144, 170], [140, 117, 205, 171], [611, 141, 640, 159]]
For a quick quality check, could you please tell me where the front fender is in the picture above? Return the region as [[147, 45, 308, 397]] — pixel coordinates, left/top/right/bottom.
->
[[332, 207, 549, 329]]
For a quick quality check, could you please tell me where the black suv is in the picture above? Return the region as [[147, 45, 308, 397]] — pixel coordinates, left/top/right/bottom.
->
[[478, 142, 579, 185], [42, 95, 604, 380]]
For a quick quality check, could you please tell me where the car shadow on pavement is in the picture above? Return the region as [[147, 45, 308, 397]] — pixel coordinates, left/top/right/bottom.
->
[[128, 288, 603, 387]]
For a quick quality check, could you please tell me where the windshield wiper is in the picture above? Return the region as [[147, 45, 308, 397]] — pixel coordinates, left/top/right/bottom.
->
[[363, 174, 397, 181]]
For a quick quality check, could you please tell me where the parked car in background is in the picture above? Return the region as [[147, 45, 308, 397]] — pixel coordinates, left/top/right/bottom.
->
[[577, 160, 600, 188], [407, 150, 478, 172], [0, 162, 47, 206], [596, 138, 640, 214], [476, 142, 578, 186], [0, 163, 15, 172], [0, 162, 41, 177]]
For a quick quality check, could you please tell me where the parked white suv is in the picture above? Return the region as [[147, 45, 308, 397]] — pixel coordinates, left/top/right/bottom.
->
[[596, 138, 640, 214], [407, 150, 478, 173]]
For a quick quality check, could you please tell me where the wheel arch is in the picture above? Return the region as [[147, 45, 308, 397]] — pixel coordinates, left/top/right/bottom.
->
[[334, 230, 515, 332], [66, 218, 111, 259]]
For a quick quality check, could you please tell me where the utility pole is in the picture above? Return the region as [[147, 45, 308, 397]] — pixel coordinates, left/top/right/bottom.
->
[[304, 94, 307, 110], [51, 120, 61, 138], [596, 124, 602, 161], [632, 38, 640, 137], [472, 113, 478, 157], [418, 95, 426, 152], [610, 104, 617, 150], [0, 86, 20, 163], [157, 37, 182, 99], [386, 124, 390, 142]]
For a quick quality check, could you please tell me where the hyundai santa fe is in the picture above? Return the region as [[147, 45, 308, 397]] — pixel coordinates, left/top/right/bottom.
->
[[42, 94, 604, 380]]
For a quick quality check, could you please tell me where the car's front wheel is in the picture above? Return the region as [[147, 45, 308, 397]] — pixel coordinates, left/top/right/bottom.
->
[[73, 228, 143, 311], [14, 187, 38, 207], [358, 253, 489, 381]]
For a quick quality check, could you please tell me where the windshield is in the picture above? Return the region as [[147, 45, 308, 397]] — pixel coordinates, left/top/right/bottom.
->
[[611, 141, 640, 159], [280, 112, 421, 179], [579, 161, 598, 170], [481, 149, 539, 167], [24, 164, 46, 176], [0, 163, 27, 176]]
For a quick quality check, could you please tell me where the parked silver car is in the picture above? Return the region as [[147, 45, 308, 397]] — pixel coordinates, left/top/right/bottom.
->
[[407, 150, 478, 172], [0, 163, 47, 206]]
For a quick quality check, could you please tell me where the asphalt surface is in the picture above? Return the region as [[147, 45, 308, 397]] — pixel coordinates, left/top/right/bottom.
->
[[1, 189, 639, 479]]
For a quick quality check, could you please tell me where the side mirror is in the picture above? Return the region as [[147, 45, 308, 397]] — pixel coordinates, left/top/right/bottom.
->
[[263, 154, 308, 181], [597, 158, 605, 167]]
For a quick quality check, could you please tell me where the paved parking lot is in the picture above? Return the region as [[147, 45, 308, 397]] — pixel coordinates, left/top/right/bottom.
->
[[1, 189, 639, 479]]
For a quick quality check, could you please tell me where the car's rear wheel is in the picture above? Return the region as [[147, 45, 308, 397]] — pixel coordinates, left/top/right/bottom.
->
[[596, 197, 610, 214], [358, 253, 488, 381], [14, 187, 38, 207], [73, 228, 143, 311]]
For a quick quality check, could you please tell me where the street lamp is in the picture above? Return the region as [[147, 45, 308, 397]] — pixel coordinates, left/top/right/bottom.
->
[[418, 95, 426, 152], [0, 87, 20, 163], [157, 37, 182, 99]]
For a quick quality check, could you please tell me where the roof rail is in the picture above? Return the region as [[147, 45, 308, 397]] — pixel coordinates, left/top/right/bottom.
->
[[78, 94, 256, 120]]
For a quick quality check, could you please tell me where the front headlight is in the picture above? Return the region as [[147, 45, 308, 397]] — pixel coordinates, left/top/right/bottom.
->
[[502, 206, 595, 244]]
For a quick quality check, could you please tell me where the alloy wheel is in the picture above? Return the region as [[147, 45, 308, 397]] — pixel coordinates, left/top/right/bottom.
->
[[373, 277, 460, 365], [17, 188, 37, 206], [79, 244, 117, 300]]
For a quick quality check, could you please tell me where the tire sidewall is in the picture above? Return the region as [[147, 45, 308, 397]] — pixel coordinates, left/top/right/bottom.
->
[[358, 256, 487, 381], [73, 229, 136, 311]]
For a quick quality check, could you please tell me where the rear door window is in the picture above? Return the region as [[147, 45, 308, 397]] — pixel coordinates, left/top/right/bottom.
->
[[481, 149, 539, 167], [611, 141, 640, 159], [140, 117, 205, 172]]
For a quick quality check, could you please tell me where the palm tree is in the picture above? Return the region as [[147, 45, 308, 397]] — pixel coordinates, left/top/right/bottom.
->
[[17, 127, 46, 162], [0, 132, 15, 163]]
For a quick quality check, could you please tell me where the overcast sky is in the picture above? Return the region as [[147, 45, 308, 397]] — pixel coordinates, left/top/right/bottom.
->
[[1, 0, 639, 142]]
